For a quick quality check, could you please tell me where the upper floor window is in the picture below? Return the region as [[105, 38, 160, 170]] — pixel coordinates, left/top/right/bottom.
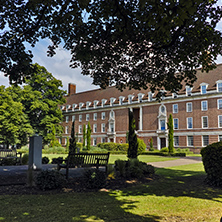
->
[[110, 122, 114, 133], [216, 80, 222, 92], [79, 102, 84, 110], [160, 119, 166, 130], [202, 116, 208, 128], [128, 95, 133, 104], [93, 113, 97, 121], [66, 116, 69, 123], [186, 102, 192, 112], [72, 115, 75, 122], [79, 125, 82, 133], [138, 93, 144, 103], [218, 99, 222, 109], [186, 86, 192, 96], [79, 114, 82, 122], [119, 96, 124, 105], [101, 112, 106, 120], [72, 104, 77, 111], [110, 110, 115, 118], [101, 123, 105, 132], [201, 101, 208, 111], [93, 124, 97, 133], [187, 117, 193, 129], [218, 115, 222, 128], [65, 126, 68, 134], [148, 92, 153, 101], [173, 104, 178, 113], [173, 118, 179, 129], [86, 114, 89, 121]]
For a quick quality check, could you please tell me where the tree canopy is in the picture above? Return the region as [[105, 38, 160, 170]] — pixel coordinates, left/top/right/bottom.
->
[[1, 0, 222, 94]]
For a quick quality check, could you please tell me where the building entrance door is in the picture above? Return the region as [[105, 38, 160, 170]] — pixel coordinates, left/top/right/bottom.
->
[[160, 138, 166, 148]]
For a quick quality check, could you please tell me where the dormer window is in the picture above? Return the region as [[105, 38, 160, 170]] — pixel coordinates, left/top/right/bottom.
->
[[94, 100, 99, 108], [216, 80, 222, 92], [86, 101, 91, 110], [101, 99, 107, 107], [172, 93, 178, 98], [66, 105, 71, 111], [72, 104, 77, 111], [148, 92, 153, 101], [119, 96, 125, 105], [110, 97, 116, 106], [200, 83, 208, 94], [128, 95, 133, 104], [138, 93, 144, 103], [186, 86, 192, 96], [79, 102, 84, 110], [60, 105, 64, 110]]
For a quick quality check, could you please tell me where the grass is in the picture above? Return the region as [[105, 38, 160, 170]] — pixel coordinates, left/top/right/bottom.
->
[[43, 153, 179, 165], [1, 162, 222, 221]]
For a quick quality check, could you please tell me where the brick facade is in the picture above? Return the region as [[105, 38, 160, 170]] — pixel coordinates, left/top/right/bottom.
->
[[60, 64, 222, 152]]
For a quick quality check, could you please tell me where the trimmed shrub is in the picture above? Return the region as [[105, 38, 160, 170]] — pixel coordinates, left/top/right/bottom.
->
[[83, 169, 107, 189], [137, 138, 146, 155], [35, 170, 66, 190], [97, 142, 128, 152], [51, 157, 64, 164], [201, 141, 222, 186], [160, 147, 169, 153], [42, 156, 49, 164], [22, 153, 29, 165], [0, 158, 17, 166], [76, 142, 83, 152]]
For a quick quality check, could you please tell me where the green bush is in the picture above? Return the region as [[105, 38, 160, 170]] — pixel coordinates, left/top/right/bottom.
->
[[0, 158, 17, 166], [42, 146, 66, 154], [83, 169, 107, 189], [22, 153, 29, 165], [201, 141, 222, 186], [114, 159, 155, 179], [76, 142, 83, 151], [35, 170, 66, 190], [137, 138, 146, 155], [42, 156, 49, 164], [160, 147, 169, 153], [17, 146, 29, 154], [51, 157, 64, 164], [97, 142, 128, 152]]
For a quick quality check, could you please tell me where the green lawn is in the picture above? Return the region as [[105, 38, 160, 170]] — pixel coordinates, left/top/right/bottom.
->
[[1, 163, 222, 221], [44, 153, 179, 164]]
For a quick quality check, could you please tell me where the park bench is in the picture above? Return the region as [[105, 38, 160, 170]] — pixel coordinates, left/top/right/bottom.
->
[[0, 149, 22, 165], [57, 152, 110, 179]]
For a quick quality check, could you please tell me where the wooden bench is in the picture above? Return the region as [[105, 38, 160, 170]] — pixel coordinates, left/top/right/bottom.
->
[[0, 149, 22, 165], [57, 152, 110, 179]]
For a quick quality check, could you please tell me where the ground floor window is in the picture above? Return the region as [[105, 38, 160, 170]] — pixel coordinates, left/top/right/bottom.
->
[[219, 135, 222, 142], [93, 138, 97, 146], [187, 136, 193, 146], [174, 136, 179, 146], [101, 137, 106, 143], [202, 135, 209, 147]]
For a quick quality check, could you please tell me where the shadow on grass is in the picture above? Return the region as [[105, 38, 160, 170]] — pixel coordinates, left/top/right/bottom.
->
[[119, 167, 222, 204]]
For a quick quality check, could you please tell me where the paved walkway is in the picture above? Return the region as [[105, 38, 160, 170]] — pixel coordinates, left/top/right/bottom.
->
[[0, 156, 202, 179]]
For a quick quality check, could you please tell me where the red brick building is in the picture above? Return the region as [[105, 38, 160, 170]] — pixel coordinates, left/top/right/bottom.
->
[[60, 64, 222, 152]]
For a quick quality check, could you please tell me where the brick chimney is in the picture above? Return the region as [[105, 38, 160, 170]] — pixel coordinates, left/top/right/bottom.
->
[[68, 83, 76, 96]]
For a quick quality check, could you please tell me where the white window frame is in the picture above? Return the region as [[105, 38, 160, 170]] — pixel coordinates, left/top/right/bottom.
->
[[173, 118, 179, 130], [186, 86, 192, 96], [79, 125, 82, 134], [66, 116, 69, 123], [72, 104, 77, 111], [94, 100, 99, 108], [93, 138, 97, 146], [218, 115, 222, 128], [217, 81, 222, 92], [219, 135, 222, 142], [148, 92, 153, 101], [128, 95, 133, 104], [218, 99, 222, 109], [101, 112, 105, 120], [201, 85, 207, 94], [101, 99, 107, 107], [186, 102, 192, 112], [65, 126, 68, 134], [101, 137, 106, 143], [86, 114, 89, 121], [160, 119, 166, 130], [202, 116, 208, 128], [110, 97, 116, 106], [138, 93, 144, 103], [173, 104, 178, 113], [93, 113, 97, 121], [86, 101, 91, 110], [79, 114, 82, 122], [187, 136, 194, 146], [101, 123, 105, 132], [79, 102, 84, 110], [93, 124, 97, 133], [187, 117, 193, 129], [201, 101, 208, 111], [202, 135, 209, 147], [72, 115, 75, 122]]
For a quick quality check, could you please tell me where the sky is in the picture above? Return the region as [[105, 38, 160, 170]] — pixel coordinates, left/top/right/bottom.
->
[[0, 1, 222, 94]]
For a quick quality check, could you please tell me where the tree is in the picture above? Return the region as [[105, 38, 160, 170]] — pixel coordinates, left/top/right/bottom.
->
[[167, 114, 174, 153], [69, 121, 77, 154], [127, 109, 138, 159], [0, 86, 33, 148], [86, 122, 91, 150], [83, 124, 86, 148], [1, 1, 222, 96], [149, 137, 154, 151]]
